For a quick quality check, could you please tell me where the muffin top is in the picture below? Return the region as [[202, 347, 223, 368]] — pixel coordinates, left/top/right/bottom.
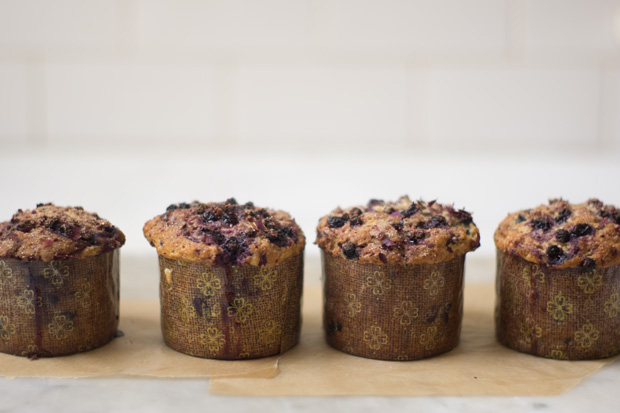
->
[[494, 198, 620, 269], [0, 203, 125, 262], [143, 199, 305, 266], [316, 196, 480, 265]]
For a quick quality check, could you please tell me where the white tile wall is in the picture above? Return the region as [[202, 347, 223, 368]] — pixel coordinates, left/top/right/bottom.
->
[[0, 64, 30, 143], [525, 0, 620, 56], [0, 0, 617, 151], [322, 0, 508, 54], [233, 66, 410, 144], [134, 0, 316, 52], [0, 0, 117, 49], [428, 66, 600, 147], [45, 64, 219, 143]]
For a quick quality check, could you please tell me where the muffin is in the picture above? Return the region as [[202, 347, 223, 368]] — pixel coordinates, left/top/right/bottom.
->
[[495, 198, 620, 359], [316, 196, 480, 360], [0, 203, 125, 357], [143, 199, 305, 359]]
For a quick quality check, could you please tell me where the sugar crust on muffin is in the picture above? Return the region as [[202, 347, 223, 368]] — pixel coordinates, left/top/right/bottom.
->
[[143, 199, 305, 266], [316, 196, 480, 265], [0, 203, 125, 262], [494, 198, 620, 269]]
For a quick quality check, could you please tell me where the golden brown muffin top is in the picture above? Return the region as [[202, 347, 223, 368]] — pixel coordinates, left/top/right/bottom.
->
[[0, 203, 125, 262], [494, 198, 620, 269], [143, 199, 305, 266], [316, 196, 480, 265]]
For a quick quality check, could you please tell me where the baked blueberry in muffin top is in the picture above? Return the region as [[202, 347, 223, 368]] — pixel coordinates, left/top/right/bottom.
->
[[316, 196, 480, 265], [143, 198, 305, 266], [0, 203, 125, 262], [494, 198, 620, 269]]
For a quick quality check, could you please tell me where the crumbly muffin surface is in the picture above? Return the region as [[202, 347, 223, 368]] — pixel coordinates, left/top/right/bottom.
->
[[143, 199, 305, 266], [0, 203, 125, 262], [494, 198, 620, 269], [316, 196, 480, 265]]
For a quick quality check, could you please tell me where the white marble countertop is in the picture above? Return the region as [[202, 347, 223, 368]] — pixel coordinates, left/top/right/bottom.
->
[[1, 255, 619, 412]]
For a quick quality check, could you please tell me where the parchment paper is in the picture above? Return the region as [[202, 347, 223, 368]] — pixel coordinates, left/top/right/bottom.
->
[[210, 285, 619, 396], [0, 300, 278, 379]]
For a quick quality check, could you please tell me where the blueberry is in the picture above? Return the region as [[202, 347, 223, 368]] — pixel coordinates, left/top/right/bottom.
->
[[349, 216, 363, 227], [350, 208, 363, 216], [264, 218, 280, 231], [166, 204, 178, 211], [178, 203, 191, 209], [570, 223, 593, 238], [580, 258, 596, 269], [555, 229, 570, 243], [555, 208, 571, 223], [203, 211, 218, 222], [430, 215, 447, 228], [341, 242, 359, 259], [417, 215, 447, 229], [409, 231, 426, 245], [280, 226, 295, 238], [402, 204, 418, 218], [378, 253, 388, 264], [223, 213, 238, 226], [327, 216, 347, 228], [204, 229, 225, 245], [223, 237, 240, 254], [266, 229, 289, 247], [217, 237, 246, 265], [391, 222, 403, 231], [455, 209, 473, 225], [546, 245, 565, 265], [515, 214, 526, 224], [531, 218, 550, 231], [226, 198, 238, 205]]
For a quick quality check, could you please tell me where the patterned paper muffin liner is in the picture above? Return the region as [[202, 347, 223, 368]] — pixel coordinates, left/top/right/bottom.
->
[[495, 249, 620, 360], [322, 253, 465, 361], [0, 251, 120, 357], [158, 254, 303, 359]]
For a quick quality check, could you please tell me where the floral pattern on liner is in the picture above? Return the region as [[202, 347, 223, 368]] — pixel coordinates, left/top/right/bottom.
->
[[158, 254, 303, 360], [496, 250, 620, 360], [322, 252, 465, 361], [0, 260, 13, 286], [366, 271, 392, 297], [42, 261, 69, 286], [0, 251, 120, 357]]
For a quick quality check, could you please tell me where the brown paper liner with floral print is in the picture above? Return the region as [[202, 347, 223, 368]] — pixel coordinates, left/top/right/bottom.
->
[[495, 250, 620, 360], [158, 254, 303, 359], [322, 253, 465, 361], [0, 251, 120, 357]]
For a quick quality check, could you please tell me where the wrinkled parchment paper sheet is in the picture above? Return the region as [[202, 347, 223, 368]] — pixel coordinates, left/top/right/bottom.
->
[[210, 285, 618, 396]]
